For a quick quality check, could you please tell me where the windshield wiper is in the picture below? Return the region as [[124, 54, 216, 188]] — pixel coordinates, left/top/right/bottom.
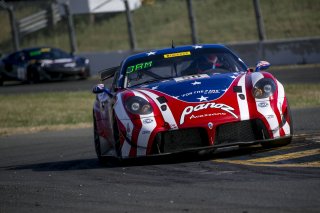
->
[[133, 77, 173, 87], [141, 69, 163, 79]]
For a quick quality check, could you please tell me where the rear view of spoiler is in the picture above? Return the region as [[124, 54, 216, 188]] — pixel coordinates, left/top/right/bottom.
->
[[99, 66, 120, 81]]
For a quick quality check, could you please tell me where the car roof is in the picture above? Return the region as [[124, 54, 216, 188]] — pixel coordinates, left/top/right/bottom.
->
[[21, 47, 58, 52], [122, 44, 230, 64]]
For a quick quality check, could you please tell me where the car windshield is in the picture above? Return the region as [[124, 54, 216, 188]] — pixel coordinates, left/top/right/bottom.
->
[[123, 47, 247, 87]]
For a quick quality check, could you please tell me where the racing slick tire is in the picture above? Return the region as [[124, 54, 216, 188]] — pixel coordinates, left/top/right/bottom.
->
[[79, 67, 90, 80], [113, 119, 122, 158], [27, 66, 40, 84], [93, 115, 108, 165], [93, 114, 122, 166], [0, 75, 3, 86]]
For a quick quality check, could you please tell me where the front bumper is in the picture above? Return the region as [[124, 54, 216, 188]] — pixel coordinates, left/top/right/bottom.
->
[[118, 117, 292, 158], [152, 119, 273, 154], [43, 66, 86, 75]]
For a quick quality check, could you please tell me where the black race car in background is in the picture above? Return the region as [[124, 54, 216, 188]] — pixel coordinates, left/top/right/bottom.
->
[[0, 47, 90, 85]]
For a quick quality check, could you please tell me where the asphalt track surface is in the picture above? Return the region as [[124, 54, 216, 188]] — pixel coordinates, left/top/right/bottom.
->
[[0, 66, 319, 212]]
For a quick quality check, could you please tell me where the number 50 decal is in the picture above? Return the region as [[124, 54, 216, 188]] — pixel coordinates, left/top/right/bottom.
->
[[17, 67, 27, 80]]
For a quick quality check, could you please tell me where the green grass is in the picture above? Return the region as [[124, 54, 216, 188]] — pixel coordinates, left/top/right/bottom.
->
[[285, 84, 320, 108], [0, 83, 319, 135], [0, 92, 93, 129], [0, 0, 319, 53]]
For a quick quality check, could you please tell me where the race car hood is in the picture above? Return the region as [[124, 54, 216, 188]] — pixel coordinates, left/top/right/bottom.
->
[[139, 72, 242, 102]]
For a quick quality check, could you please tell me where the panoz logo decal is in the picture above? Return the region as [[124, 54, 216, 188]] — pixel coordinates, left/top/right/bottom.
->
[[164, 51, 191, 58], [180, 103, 238, 124]]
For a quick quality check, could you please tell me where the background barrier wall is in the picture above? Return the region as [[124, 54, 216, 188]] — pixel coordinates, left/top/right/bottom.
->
[[228, 37, 320, 66], [79, 37, 320, 74]]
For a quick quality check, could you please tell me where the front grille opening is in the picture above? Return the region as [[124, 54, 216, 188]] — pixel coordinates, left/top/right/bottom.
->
[[152, 128, 208, 154], [215, 119, 269, 145]]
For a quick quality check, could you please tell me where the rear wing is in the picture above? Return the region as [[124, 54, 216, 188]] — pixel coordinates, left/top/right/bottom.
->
[[99, 66, 120, 81]]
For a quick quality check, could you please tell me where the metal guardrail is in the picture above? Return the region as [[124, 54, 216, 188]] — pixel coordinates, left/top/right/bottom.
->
[[1, 1, 75, 52], [18, 10, 47, 37], [17, 4, 61, 38]]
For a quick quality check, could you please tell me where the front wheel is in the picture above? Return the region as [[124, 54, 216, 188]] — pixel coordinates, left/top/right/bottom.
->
[[93, 115, 107, 165], [0, 75, 3, 86], [79, 67, 90, 80], [27, 67, 40, 84]]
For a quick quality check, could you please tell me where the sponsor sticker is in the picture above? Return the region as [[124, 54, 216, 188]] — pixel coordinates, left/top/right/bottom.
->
[[126, 61, 153, 74], [174, 74, 209, 82], [143, 118, 154, 124], [190, 113, 226, 120], [170, 124, 178, 129], [29, 51, 42, 57], [164, 51, 191, 58], [258, 102, 269, 108], [40, 48, 51, 52], [180, 89, 220, 98], [266, 115, 274, 119]]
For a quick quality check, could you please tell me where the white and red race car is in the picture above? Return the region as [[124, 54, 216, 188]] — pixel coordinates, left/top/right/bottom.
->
[[92, 44, 293, 163]]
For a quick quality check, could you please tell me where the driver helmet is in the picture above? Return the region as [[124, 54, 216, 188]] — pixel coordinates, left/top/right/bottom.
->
[[197, 54, 219, 72]]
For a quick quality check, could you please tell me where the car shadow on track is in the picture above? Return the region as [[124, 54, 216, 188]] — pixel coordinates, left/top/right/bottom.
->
[[3, 158, 101, 171], [117, 145, 265, 167], [2, 145, 271, 172]]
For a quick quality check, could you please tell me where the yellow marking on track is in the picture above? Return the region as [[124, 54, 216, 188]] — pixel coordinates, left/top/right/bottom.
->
[[214, 159, 320, 168], [213, 148, 320, 168], [247, 149, 320, 163], [259, 143, 310, 153]]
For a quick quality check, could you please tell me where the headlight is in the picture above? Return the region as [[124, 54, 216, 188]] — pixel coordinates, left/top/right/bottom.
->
[[125, 96, 153, 115], [252, 78, 276, 99]]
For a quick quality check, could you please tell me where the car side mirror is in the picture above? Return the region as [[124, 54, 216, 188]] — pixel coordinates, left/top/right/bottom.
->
[[92, 84, 113, 97], [255, 61, 271, 72], [247, 68, 254, 72]]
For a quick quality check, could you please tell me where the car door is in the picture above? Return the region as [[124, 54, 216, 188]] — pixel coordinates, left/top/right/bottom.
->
[[3, 52, 28, 80]]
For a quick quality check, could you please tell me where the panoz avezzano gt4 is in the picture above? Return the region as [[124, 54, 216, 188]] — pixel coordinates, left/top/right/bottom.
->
[[92, 44, 293, 162]]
